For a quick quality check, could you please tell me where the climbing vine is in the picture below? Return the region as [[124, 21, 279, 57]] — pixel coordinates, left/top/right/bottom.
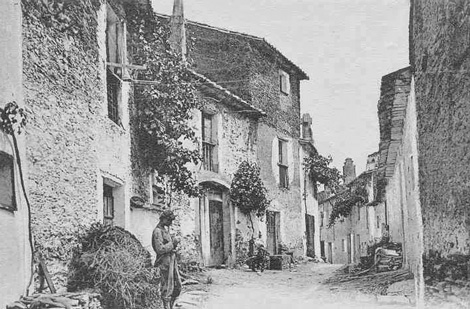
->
[[328, 177, 369, 227], [125, 3, 202, 197], [0, 102, 27, 135], [303, 151, 342, 191], [230, 161, 270, 236]]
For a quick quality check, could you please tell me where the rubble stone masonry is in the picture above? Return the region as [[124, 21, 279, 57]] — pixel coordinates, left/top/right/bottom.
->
[[410, 0, 470, 257], [22, 0, 134, 287]]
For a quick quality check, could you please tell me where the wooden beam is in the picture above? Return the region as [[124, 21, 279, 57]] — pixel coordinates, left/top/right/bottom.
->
[[106, 62, 147, 70], [37, 253, 56, 294]]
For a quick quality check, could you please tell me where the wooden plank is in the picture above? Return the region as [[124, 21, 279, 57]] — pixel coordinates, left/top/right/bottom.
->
[[106, 62, 147, 70], [37, 253, 56, 294]]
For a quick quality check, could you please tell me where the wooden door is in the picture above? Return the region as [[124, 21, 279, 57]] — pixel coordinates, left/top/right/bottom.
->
[[328, 242, 333, 263], [209, 200, 224, 265], [320, 241, 325, 260], [267, 211, 280, 255], [347, 234, 352, 263], [305, 214, 315, 258]]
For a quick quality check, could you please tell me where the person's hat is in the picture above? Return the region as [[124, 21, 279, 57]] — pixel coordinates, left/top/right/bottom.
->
[[160, 209, 176, 221]]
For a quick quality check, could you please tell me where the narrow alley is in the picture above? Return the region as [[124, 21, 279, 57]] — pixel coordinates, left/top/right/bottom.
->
[[176, 262, 416, 309]]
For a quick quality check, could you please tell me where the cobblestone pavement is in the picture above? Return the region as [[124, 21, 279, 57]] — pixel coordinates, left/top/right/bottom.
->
[[194, 263, 415, 309]]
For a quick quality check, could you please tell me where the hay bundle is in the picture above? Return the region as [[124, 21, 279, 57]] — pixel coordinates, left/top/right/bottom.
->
[[68, 223, 160, 309]]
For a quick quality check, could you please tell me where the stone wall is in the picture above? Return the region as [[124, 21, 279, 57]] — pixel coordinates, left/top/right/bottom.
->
[[377, 66, 424, 302], [319, 172, 385, 265], [184, 20, 307, 259], [22, 0, 103, 287], [410, 0, 470, 258], [22, 0, 137, 287]]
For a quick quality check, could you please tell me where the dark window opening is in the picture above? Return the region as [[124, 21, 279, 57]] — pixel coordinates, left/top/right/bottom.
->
[[106, 6, 123, 125], [0, 151, 16, 211], [202, 113, 218, 172], [278, 139, 288, 188], [103, 184, 114, 225]]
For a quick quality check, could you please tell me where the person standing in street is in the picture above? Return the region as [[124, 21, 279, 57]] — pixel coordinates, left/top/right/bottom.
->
[[152, 210, 182, 309]]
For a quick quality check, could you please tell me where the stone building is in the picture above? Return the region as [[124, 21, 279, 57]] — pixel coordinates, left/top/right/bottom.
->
[[145, 2, 315, 266], [319, 158, 386, 264], [3, 0, 316, 296], [410, 0, 470, 264], [376, 67, 423, 279]]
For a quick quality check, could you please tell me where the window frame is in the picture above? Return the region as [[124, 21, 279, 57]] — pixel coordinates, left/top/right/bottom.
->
[[279, 70, 290, 95], [278, 138, 289, 188], [201, 112, 218, 172], [0, 150, 16, 212], [103, 183, 115, 225], [105, 4, 126, 125]]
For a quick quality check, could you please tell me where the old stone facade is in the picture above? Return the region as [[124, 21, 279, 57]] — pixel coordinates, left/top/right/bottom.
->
[[410, 0, 470, 260], [184, 18, 311, 262], [10, 0, 315, 296], [319, 159, 385, 265], [21, 0, 138, 287], [376, 67, 424, 302]]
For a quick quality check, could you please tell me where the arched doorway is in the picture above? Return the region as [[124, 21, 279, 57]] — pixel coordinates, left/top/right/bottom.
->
[[198, 181, 233, 267]]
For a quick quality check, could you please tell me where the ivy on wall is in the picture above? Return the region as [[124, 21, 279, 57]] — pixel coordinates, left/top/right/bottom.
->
[[125, 2, 202, 197], [327, 177, 369, 227], [304, 152, 371, 227], [303, 152, 342, 191]]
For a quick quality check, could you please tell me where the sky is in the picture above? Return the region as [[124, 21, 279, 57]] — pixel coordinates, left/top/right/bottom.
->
[[152, 0, 410, 174]]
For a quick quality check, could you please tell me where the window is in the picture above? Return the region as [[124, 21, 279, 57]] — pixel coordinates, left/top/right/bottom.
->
[[278, 139, 288, 188], [366, 207, 369, 229], [377, 216, 380, 229], [151, 172, 166, 208], [0, 146, 16, 211], [357, 205, 360, 220], [342, 239, 346, 252], [103, 184, 114, 225], [106, 5, 125, 125], [202, 112, 218, 172], [279, 70, 290, 95], [320, 211, 324, 227]]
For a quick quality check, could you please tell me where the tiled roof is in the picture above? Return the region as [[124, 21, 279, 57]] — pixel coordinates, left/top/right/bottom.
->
[[377, 67, 412, 181], [189, 69, 266, 117], [154, 13, 309, 80]]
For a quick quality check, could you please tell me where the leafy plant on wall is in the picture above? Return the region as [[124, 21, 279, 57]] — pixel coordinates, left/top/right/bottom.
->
[[126, 2, 202, 198], [303, 151, 342, 192], [327, 177, 369, 227], [230, 161, 270, 239], [304, 151, 369, 227]]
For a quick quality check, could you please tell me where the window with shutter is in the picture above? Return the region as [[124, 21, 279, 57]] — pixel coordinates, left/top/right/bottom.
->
[[280, 70, 290, 95], [106, 5, 125, 125]]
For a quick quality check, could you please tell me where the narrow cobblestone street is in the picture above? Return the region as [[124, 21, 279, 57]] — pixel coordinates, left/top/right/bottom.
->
[[177, 263, 415, 309]]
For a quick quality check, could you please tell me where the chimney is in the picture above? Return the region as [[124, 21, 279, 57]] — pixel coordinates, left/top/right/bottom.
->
[[302, 113, 313, 141], [169, 0, 187, 61], [343, 158, 356, 185]]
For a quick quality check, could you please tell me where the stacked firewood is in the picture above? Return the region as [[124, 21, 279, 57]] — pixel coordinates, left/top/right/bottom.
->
[[6, 292, 102, 309], [375, 248, 402, 272]]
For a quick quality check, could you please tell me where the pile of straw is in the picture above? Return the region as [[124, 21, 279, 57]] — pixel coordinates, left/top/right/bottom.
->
[[68, 223, 160, 309]]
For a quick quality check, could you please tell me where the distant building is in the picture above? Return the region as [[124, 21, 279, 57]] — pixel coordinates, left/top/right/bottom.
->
[[319, 158, 386, 264]]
